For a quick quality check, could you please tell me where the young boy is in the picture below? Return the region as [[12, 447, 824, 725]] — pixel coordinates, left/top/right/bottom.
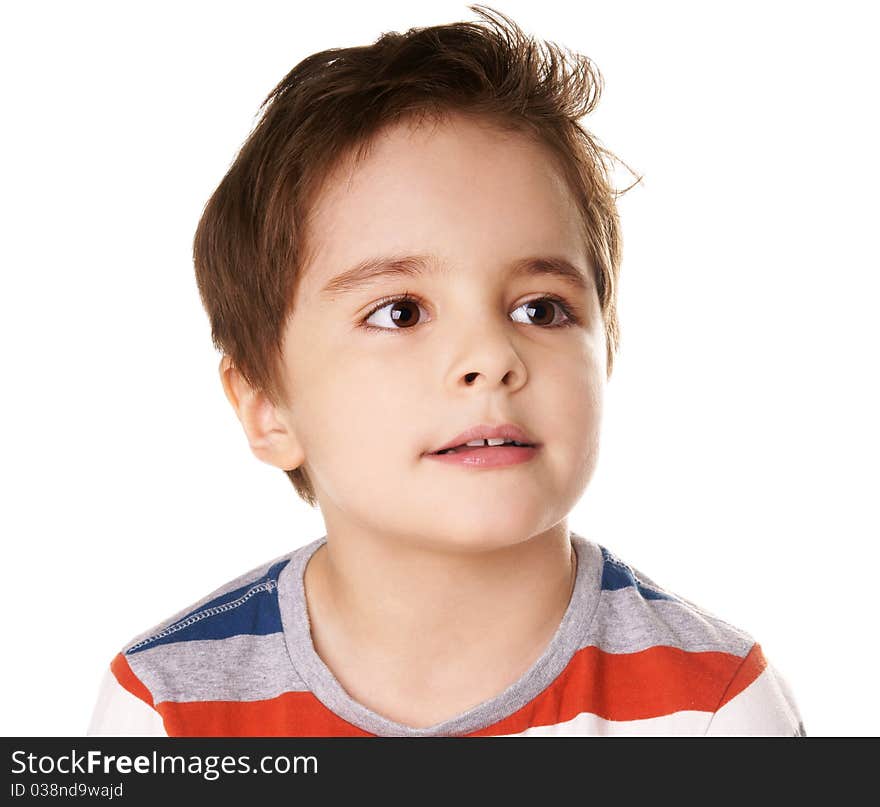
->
[[88, 5, 804, 737]]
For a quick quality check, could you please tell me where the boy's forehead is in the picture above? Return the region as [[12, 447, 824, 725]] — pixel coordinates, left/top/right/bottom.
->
[[299, 116, 587, 302], [311, 113, 565, 216]]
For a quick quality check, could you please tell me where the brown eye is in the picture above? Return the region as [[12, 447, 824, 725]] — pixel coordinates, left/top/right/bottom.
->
[[512, 297, 574, 328], [364, 298, 424, 330]]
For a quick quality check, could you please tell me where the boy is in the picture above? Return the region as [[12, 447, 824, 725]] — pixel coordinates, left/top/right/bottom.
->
[[88, 5, 804, 736]]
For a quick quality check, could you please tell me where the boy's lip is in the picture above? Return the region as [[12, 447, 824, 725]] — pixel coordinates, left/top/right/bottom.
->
[[425, 423, 539, 454]]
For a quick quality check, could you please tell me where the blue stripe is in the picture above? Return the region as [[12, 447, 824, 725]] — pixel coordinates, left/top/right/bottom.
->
[[599, 547, 674, 601], [126, 560, 290, 654]]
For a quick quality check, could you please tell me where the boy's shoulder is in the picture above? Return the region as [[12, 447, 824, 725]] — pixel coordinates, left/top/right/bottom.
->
[[91, 539, 325, 737], [587, 538, 756, 658], [119, 542, 313, 656], [112, 538, 326, 707], [556, 535, 804, 736]]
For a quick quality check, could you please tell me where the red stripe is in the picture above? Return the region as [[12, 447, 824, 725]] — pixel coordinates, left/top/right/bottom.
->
[[156, 692, 373, 737], [715, 642, 767, 709], [110, 653, 155, 708], [468, 644, 749, 736], [148, 644, 751, 736]]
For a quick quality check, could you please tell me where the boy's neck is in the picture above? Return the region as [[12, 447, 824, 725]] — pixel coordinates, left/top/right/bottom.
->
[[302, 521, 577, 728]]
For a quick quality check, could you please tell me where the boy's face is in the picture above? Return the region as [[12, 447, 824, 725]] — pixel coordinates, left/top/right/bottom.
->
[[274, 113, 606, 552]]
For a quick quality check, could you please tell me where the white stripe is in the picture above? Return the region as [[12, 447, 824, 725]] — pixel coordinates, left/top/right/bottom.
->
[[87, 667, 168, 737], [492, 709, 712, 736], [704, 666, 801, 736]]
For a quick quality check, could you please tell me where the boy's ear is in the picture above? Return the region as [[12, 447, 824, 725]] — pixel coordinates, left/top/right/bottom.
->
[[218, 355, 305, 472]]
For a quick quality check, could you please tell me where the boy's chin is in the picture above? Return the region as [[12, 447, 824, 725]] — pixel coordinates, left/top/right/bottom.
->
[[409, 523, 540, 555]]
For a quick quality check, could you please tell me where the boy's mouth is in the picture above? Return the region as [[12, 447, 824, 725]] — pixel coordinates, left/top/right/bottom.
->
[[426, 422, 538, 455], [431, 438, 534, 455]]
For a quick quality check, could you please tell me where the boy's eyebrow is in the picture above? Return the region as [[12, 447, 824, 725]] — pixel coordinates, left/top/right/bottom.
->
[[319, 254, 591, 298]]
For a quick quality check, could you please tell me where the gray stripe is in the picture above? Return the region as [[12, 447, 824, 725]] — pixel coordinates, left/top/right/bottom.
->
[[127, 633, 308, 704], [587, 586, 754, 656], [277, 532, 605, 737]]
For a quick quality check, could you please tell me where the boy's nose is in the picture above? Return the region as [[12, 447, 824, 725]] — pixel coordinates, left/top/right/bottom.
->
[[452, 348, 526, 391], [439, 307, 530, 392]]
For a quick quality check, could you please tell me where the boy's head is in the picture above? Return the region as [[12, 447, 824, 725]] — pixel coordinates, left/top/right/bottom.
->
[[193, 5, 636, 539]]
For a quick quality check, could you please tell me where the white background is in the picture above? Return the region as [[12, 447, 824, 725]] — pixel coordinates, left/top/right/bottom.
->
[[2, 0, 877, 736]]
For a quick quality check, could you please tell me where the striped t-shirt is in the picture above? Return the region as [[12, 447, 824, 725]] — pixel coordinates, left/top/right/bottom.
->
[[87, 532, 805, 736]]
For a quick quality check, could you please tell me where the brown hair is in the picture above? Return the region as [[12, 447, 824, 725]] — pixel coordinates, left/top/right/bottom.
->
[[192, 4, 640, 508]]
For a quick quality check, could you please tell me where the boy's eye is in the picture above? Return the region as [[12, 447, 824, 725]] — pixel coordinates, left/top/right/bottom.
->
[[510, 298, 574, 328], [362, 295, 578, 332], [364, 297, 425, 330]]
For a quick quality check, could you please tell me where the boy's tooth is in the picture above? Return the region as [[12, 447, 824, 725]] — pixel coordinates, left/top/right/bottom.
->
[[438, 437, 525, 453], [461, 437, 509, 447]]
